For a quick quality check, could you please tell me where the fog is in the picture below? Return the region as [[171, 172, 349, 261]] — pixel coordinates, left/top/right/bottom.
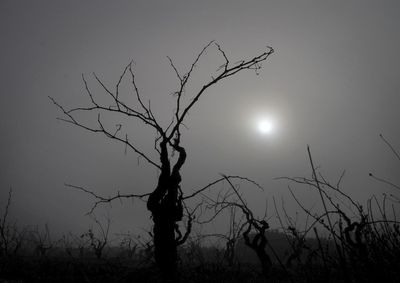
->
[[1, 0, 399, 239]]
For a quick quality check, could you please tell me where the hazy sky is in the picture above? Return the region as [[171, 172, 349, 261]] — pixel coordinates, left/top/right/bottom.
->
[[1, 0, 400, 238]]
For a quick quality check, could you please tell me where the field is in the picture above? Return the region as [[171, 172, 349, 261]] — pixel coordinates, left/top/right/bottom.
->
[[1, 222, 399, 283], [2, 148, 400, 282]]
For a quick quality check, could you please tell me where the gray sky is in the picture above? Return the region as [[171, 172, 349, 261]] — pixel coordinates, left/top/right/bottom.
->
[[1, 0, 400, 238]]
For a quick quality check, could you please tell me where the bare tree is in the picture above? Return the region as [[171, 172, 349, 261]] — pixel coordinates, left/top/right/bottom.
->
[[117, 232, 139, 259], [201, 175, 289, 280], [50, 41, 273, 280], [279, 145, 400, 282], [0, 187, 25, 257], [81, 214, 111, 259], [31, 224, 53, 257]]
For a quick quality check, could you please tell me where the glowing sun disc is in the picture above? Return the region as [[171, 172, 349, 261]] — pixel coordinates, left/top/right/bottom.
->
[[257, 119, 274, 134]]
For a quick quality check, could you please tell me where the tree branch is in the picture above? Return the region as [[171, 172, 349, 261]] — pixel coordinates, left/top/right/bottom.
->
[[183, 175, 263, 200], [66, 184, 150, 215]]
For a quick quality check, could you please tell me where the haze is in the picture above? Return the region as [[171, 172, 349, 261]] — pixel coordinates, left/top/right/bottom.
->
[[1, 0, 399, 238]]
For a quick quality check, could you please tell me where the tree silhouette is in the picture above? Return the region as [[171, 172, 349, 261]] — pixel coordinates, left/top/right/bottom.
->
[[50, 41, 273, 281], [202, 175, 289, 281]]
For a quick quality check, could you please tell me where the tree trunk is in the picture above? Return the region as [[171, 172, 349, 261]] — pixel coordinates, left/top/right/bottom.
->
[[243, 222, 272, 280], [153, 206, 178, 280], [148, 180, 183, 281], [147, 140, 185, 282]]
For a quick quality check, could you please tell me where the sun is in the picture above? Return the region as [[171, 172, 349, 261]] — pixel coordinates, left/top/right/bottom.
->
[[257, 119, 274, 135], [250, 111, 279, 137]]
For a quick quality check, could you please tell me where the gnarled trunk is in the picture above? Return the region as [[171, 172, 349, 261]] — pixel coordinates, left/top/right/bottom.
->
[[147, 139, 185, 281], [243, 221, 272, 280]]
